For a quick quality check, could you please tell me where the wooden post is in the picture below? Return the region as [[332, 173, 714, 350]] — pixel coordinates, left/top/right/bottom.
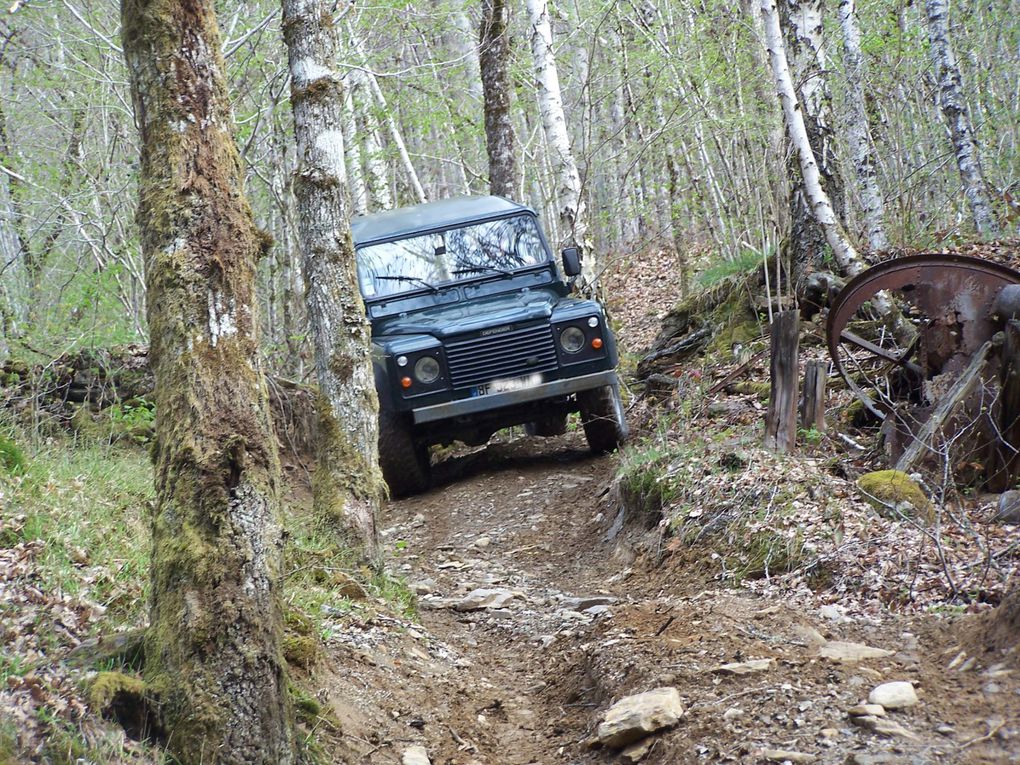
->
[[764, 310, 800, 453], [801, 360, 827, 433]]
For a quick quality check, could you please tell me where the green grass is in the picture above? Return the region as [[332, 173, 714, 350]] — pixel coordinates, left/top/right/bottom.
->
[[695, 247, 767, 289], [1, 435, 154, 630]]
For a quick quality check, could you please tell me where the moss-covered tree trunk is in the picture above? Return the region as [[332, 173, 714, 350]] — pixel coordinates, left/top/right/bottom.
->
[[121, 1, 294, 762], [282, 0, 383, 564]]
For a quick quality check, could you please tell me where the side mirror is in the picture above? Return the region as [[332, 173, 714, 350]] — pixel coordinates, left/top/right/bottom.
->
[[561, 246, 582, 277]]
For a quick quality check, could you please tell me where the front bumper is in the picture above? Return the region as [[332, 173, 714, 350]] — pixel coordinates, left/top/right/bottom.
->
[[411, 370, 618, 424]]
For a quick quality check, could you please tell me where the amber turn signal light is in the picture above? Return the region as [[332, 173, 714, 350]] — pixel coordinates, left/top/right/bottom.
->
[[591, 337, 604, 350], [400, 376, 413, 389]]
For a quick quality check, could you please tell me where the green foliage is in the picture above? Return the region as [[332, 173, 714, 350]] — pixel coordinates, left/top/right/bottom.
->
[[799, 426, 824, 445], [696, 247, 767, 289], [0, 435, 25, 475]]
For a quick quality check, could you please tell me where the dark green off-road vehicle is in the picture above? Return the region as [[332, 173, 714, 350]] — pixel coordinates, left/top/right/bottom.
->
[[352, 196, 627, 496]]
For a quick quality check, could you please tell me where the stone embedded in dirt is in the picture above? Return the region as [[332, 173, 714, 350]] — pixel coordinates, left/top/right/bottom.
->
[[850, 715, 919, 740], [409, 578, 437, 595], [596, 687, 685, 749], [401, 745, 431, 765], [762, 749, 815, 763], [620, 738, 653, 763], [714, 658, 774, 675], [847, 704, 886, 717], [562, 595, 617, 610], [791, 624, 827, 646], [472, 535, 492, 548], [867, 681, 918, 709], [995, 491, 1020, 524], [723, 707, 743, 721], [819, 641, 894, 663], [453, 587, 519, 611], [818, 604, 849, 622]]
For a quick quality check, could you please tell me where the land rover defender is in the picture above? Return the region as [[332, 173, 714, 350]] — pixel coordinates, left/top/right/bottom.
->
[[352, 195, 627, 497]]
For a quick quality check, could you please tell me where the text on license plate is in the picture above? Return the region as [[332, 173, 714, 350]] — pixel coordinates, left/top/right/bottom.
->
[[472, 372, 543, 397]]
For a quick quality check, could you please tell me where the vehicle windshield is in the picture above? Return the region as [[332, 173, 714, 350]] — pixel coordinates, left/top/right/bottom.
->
[[357, 214, 549, 299]]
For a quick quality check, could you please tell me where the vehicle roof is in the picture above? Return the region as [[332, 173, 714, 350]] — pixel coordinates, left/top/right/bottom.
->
[[351, 196, 536, 246]]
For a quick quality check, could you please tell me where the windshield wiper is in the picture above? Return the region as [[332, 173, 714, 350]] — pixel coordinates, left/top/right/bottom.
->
[[452, 265, 514, 277], [376, 275, 439, 293]]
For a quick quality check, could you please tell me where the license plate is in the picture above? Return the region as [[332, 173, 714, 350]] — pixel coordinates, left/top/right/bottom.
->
[[472, 372, 543, 397]]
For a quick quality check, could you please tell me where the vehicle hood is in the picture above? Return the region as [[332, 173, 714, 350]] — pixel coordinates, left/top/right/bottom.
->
[[374, 290, 559, 340]]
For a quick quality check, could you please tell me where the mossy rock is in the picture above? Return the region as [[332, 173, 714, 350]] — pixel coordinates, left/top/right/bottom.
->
[[285, 609, 316, 637], [856, 470, 934, 524], [0, 436, 25, 474], [289, 685, 322, 724], [88, 671, 145, 713], [283, 634, 321, 668]]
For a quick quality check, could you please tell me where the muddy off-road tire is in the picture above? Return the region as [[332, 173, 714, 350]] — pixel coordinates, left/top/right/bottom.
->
[[578, 384, 629, 454], [524, 415, 568, 437], [378, 409, 430, 497]]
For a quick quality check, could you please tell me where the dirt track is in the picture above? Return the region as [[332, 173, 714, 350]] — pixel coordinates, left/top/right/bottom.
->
[[305, 428, 1020, 764]]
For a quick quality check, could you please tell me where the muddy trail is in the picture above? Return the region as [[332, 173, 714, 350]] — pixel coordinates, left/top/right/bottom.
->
[[307, 427, 1019, 765]]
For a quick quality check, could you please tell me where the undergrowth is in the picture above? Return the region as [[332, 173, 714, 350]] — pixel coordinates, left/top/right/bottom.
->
[[617, 408, 818, 583], [0, 421, 418, 761]]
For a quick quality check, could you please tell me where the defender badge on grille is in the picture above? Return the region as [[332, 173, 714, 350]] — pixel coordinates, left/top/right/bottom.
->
[[480, 324, 513, 336]]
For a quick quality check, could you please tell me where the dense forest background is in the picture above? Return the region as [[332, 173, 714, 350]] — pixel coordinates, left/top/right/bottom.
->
[[1, 0, 1017, 371]]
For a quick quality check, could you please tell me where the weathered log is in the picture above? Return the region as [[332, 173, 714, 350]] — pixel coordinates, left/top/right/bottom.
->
[[636, 326, 713, 378], [764, 310, 799, 453]]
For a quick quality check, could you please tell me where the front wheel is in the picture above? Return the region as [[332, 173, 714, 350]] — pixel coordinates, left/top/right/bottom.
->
[[578, 384, 629, 454], [378, 409, 430, 498]]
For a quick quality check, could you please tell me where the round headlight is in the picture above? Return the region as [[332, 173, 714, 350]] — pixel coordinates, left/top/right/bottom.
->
[[413, 355, 441, 384], [396, 355, 408, 367], [560, 326, 585, 354], [587, 316, 599, 328]]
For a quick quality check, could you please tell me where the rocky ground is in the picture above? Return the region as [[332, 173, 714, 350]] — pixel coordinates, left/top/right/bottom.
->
[[299, 429, 1018, 765]]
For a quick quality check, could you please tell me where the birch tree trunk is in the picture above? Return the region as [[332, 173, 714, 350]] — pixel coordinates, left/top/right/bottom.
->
[[838, 0, 888, 251], [779, 0, 844, 282], [924, 0, 1000, 238], [283, 0, 383, 563], [347, 23, 427, 205], [759, 0, 863, 277], [479, 0, 521, 198], [121, 0, 294, 760], [526, 0, 597, 288], [341, 78, 369, 216]]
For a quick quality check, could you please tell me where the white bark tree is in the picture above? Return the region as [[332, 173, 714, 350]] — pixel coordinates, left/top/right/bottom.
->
[[924, 0, 1000, 238], [779, 0, 844, 280], [282, 0, 383, 561], [347, 22, 427, 206], [759, 0, 863, 276], [838, 0, 889, 251], [526, 0, 596, 288]]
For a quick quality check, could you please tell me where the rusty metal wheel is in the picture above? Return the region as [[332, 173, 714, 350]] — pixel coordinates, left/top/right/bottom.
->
[[826, 254, 1020, 418]]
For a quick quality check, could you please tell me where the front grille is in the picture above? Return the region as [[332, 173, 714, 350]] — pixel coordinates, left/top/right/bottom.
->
[[445, 324, 559, 389]]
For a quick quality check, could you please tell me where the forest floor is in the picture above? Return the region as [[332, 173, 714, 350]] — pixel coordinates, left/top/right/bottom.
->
[[2, 248, 1019, 764]]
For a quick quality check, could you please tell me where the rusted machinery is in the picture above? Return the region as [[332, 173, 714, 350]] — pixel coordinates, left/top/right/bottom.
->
[[825, 253, 1020, 488]]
